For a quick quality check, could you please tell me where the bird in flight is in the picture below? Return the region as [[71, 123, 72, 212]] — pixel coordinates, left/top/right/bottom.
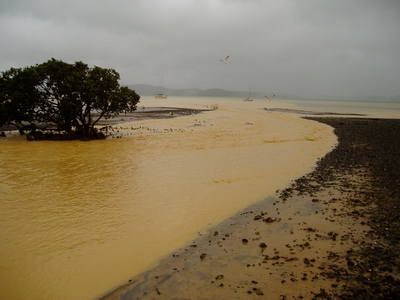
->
[[264, 94, 275, 102], [220, 55, 229, 63]]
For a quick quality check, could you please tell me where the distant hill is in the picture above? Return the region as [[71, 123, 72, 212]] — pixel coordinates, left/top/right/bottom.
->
[[127, 84, 400, 102], [127, 84, 293, 99]]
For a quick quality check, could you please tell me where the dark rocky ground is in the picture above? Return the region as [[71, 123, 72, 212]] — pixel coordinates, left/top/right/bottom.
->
[[296, 117, 400, 299], [101, 117, 400, 300]]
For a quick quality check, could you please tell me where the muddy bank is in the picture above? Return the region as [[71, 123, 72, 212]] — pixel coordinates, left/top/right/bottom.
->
[[0, 107, 206, 135], [97, 107, 206, 126], [100, 117, 400, 300], [264, 107, 365, 116]]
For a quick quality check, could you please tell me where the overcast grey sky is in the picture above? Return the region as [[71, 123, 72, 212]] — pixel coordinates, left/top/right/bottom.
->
[[1, 0, 400, 99]]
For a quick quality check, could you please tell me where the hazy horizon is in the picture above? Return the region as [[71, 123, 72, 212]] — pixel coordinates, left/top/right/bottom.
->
[[129, 83, 400, 102]]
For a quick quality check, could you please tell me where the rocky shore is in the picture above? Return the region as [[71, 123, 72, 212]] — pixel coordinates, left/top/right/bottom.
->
[[301, 117, 400, 299], [101, 117, 400, 300]]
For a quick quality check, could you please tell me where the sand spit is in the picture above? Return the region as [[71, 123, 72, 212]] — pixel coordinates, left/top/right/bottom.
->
[[101, 117, 400, 300], [264, 107, 365, 116], [97, 107, 207, 125]]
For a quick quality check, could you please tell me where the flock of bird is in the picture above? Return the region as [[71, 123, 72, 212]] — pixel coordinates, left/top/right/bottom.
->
[[220, 55, 275, 101], [106, 119, 208, 139]]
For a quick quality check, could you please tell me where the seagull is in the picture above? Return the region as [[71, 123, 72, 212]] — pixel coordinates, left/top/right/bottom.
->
[[264, 94, 275, 102], [220, 55, 229, 64]]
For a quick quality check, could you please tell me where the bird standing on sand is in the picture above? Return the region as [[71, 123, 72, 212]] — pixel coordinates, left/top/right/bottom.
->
[[220, 55, 229, 63]]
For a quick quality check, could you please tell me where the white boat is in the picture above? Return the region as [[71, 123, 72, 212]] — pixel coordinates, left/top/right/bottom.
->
[[155, 75, 167, 99], [244, 87, 253, 101], [155, 93, 167, 99]]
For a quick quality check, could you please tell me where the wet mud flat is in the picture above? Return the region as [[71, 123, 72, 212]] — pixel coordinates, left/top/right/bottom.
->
[[101, 117, 400, 300], [263, 108, 364, 116], [97, 108, 206, 126], [0, 108, 205, 134]]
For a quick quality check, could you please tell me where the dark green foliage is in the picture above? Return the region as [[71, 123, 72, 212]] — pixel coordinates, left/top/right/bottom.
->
[[0, 58, 140, 139]]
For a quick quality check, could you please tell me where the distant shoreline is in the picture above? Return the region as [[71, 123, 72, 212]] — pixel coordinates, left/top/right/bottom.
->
[[127, 84, 400, 103]]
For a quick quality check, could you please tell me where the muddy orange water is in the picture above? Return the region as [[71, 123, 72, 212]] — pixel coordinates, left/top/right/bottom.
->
[[0, 97, 337, 299]]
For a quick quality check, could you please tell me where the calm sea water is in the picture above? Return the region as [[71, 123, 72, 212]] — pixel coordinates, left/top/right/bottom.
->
[[0, 97, 397, 300], [271, 98, 400, 118]]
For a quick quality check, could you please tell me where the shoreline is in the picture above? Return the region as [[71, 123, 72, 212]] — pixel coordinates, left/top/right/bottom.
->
[[0, 108, 207, 134], [100, 117, 400, 299]]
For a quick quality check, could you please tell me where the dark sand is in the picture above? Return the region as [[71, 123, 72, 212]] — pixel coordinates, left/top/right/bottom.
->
[[100, 117, 400, 300]]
